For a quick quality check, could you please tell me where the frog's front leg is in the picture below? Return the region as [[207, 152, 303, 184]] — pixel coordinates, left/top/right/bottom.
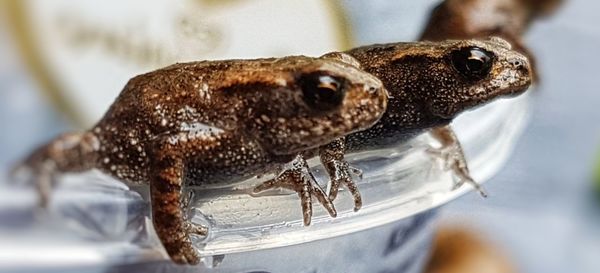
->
[[319, 138, 363, 211], [253, 154, 336, 225], [427, 125, 487, 197]]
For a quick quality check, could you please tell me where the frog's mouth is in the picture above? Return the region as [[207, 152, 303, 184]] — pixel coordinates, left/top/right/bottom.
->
[[500, 82, 531, 98], [430, 78, 532, 120], [497, 69, 532, 95]]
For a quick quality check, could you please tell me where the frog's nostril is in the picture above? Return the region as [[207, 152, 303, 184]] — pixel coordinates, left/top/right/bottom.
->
[[510, 57, 530, 75], [510, 59, 523, 69], [513, 57, 532, 83]]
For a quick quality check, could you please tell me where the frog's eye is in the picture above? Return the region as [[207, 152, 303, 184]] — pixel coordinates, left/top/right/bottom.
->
[[450, 46, 494, 81], [298, 72, 346, 111]]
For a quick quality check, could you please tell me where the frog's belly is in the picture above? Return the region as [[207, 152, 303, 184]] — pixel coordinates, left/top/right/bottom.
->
[[183, 161, 277, 187], [346, 130, 423, 152]]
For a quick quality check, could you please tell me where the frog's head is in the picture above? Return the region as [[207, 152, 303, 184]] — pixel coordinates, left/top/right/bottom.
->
[[408, 37, 532, 121], [245, 55, 388, 155], [425, 37, 532, 119], [349, 37, 531, 126]]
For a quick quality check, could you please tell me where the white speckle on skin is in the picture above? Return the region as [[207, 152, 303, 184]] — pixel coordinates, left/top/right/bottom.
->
[[176, 105, 199, 120], [275, 78, 287, 86], [260, 115, 271, 122], [180, 122, 224, 135], [199, 83, 211, 100], [168, 136, 179, 145], [491, 69, 519, 89]]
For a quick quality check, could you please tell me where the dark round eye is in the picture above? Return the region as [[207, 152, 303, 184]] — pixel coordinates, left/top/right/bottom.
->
[[450, 46, 494, 81], [298, 72, 346, 111]]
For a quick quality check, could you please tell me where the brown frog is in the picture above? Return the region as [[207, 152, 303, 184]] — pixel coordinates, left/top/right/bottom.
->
[[312, 37, 532, 211], [13, 55, 388, 264]]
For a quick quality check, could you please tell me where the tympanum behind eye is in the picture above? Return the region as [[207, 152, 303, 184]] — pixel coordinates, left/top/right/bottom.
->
[[298, 72, 347, 111], [450, 46, 494, 81]]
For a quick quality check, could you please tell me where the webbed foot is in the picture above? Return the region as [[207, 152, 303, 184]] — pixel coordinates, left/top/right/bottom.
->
[[168, 239, 200, 265], [162, 221, 206, 264], [253, 154, 336, 225]]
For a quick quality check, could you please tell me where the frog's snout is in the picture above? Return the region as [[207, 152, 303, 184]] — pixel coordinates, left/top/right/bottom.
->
[[513, 53, 532, 85], [508, 54, 531, 78], [499, 51, 533, 97]]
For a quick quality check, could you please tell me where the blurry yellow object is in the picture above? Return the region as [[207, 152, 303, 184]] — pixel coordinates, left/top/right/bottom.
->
[[425, 227, 516, 273], [3, 0, 351, 127]]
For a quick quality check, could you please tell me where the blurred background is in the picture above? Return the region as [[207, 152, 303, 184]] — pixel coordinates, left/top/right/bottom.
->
[[0, 0, 599, 272]]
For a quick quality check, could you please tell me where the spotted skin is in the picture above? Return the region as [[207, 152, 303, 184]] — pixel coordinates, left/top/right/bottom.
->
[[320, 37, 532, 210], [14, 55, 388, 265]]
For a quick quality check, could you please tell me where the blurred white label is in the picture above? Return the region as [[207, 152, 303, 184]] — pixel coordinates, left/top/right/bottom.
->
[[18, 0, 347, 126]]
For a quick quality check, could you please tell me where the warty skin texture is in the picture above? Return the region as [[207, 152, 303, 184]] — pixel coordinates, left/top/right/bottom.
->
[[14, 55, 388, 265], [344, 37, 531, 150], [319, 37, 532, 210]]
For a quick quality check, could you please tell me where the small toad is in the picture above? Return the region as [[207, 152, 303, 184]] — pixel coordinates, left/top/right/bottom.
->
[[13, 55, 388, 264], [314, 37, 532, 211]]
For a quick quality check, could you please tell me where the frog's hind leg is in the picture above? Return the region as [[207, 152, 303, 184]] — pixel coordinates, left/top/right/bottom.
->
[[428, 125, 488, 197], [11, 132, 100, 207], [147, 152, 202, 265], [147, 133, 219, 265], [254, 154, 337, 226]]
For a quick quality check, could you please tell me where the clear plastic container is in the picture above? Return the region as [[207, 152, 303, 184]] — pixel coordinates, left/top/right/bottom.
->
[[0, 92, 531, 273]]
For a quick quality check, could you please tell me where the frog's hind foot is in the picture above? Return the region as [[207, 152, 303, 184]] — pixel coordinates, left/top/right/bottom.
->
[[10, 132, 100, 207], [253, 154, 336, 226], [185, 222, 208, 237], [428, 126, 487, 198], [10, 164, 56, 208]]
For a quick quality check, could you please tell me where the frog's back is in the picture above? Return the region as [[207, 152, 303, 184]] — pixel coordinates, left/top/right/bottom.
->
[[89, 58, 308, 183], [99, 58, 319, 129]]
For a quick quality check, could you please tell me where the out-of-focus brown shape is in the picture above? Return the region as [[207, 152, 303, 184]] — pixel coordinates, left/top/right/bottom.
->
[[420, 0, 564, 81], [421, 0, 563, 40], [424, 227, 517, 273]]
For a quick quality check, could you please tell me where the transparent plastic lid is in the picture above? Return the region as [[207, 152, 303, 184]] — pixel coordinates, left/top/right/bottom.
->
[[0, 92, 530, 268]]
